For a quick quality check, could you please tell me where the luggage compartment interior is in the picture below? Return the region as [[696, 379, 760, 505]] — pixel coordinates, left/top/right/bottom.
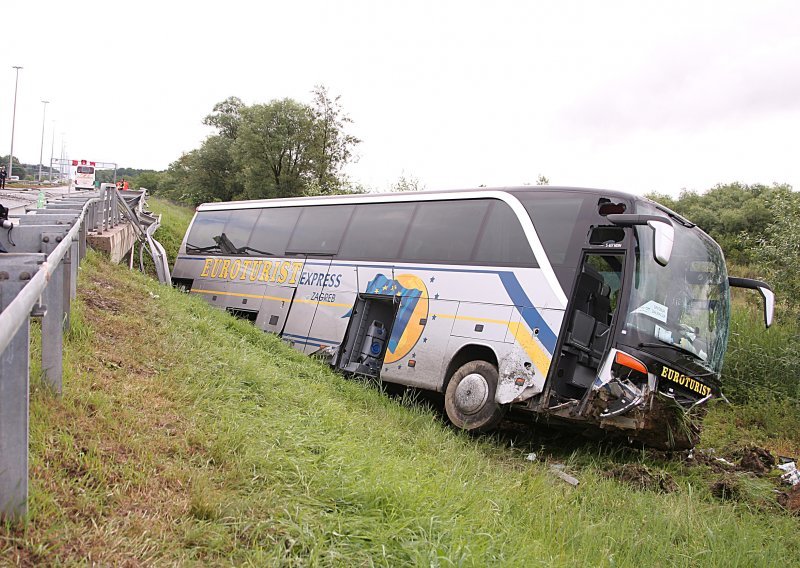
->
[[337, 295, 397, 377]]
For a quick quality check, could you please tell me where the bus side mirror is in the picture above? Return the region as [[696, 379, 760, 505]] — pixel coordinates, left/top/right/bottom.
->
[[606, 214, 674, 266], [729, 277, 774, 328]]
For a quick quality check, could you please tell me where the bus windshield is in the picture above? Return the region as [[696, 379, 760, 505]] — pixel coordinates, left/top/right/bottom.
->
[[624, 203, 730, 373]]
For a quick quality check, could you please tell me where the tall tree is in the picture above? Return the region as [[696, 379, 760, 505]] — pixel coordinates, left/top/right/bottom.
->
[[308, 85, 360, 192], [164, 89, 359, 205], [647, 182, 783, 264], [159, 138, 242, 205], [203, 96, 244, 140], [233, 99, 314, 199], [232, 90, 360, 200]]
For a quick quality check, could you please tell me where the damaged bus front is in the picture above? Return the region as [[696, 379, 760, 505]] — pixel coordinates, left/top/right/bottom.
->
[[539, 201, 773, 448]]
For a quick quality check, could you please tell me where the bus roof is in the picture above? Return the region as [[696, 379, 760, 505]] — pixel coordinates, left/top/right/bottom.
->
[[196, 185, 640, 212]]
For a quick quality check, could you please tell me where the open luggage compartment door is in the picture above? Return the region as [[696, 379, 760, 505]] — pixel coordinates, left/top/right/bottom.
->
[[338, 294, 398, 377]]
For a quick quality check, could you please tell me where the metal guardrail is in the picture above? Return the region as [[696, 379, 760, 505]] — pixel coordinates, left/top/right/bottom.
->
[[115, 187, 171, 284], [0, 186, 151, 520]]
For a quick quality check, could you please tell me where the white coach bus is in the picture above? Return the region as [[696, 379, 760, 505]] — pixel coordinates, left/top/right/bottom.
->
[[70, 159, 96, 190], [172, 187, 773, 448]]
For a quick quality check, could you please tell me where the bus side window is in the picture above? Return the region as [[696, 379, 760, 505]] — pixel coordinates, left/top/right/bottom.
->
[[472, 201, 538, 267], [247, 207, 302, 257], [286, 205, 355, 255], [222, 208, 261, 253], [401, 200, 489, 263], [339, 202, 417, 261], [513, 192, 600, 291]]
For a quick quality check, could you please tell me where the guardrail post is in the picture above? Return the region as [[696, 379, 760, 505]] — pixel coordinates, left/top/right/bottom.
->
[[85, 202, 93, 234], [91, 200, 98, 232], [79, 218, 87, 260], [0, 253, 45, 520], [96, 188, 105, 235], [41, 233, 66, 394], [69, 237, 78, 300], [61, 239, 73, 329], [107, 190, 113, 228], [113, 190, 120, 227]]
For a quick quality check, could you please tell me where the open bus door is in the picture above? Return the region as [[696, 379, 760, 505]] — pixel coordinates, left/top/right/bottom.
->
[[546, 251, 625, 406]]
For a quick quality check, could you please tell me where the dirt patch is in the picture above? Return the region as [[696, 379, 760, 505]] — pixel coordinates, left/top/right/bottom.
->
[[606, 463, 678, 493], [710, 474, 742, 500], [777, 485, 800, 514], [738, 446, 775, 475], [80, 290, 124, 314]]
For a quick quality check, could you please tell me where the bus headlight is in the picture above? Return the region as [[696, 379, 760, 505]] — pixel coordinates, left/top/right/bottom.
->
[[611, 351, 648, 384], [591, 349, 649, 418]]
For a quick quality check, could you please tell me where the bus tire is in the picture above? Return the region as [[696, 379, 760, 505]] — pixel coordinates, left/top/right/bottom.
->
[[444, 360, 506, 432]]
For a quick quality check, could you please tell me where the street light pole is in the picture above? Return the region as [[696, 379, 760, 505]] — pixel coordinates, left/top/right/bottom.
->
[[8, 65, 23, 178], [49, 121, 56, 182], [38, 100, 50, 182], [59, 134, 65, 181]]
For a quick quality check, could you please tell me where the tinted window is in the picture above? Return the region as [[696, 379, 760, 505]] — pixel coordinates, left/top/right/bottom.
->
[[473, 201, 538, 267], [286, 205, 355, 255], [223, 209, 261, 253], [401, 200, 489, 263], [513, 191, 601, 290], [185, 210, 231, 254], [339, 203, 417, 260], [247, 207, 302, 256]]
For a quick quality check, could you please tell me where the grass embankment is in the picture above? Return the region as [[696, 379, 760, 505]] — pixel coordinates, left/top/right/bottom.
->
[[0, 247, 797, 565], [148, 198, 195, 267], [146, 197, 800, 459]]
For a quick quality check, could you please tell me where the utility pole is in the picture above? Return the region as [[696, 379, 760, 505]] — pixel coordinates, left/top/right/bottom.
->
[[8, 65, 22, 178], [38, 100, 50, 182]]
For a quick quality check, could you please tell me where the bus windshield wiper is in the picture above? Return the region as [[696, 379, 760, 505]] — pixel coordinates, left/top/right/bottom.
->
[[186, 243, 222, 254], [638, 341, 705, 362], [213, 233, 240, 255]]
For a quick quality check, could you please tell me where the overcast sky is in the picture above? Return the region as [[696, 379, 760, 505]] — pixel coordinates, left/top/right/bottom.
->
[[2, 0, 799, 196]]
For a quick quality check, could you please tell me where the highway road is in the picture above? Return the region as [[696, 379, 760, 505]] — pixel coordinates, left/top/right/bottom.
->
[[1, 185, 88, 216]]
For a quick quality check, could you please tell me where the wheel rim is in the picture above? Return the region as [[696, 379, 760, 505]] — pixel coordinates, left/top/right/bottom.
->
[[455, 372, 489, 414]]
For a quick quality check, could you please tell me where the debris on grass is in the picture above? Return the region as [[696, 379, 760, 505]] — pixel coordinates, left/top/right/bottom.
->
[[549, 464, 580, 486], [683, 449, 735, 473], [778, 461, 799, 486]]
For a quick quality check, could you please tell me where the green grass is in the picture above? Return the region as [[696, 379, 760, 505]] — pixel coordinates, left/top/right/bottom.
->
[[712, 297, 800, 456], [149, 197, 195, 266], [725, 311, 800, 401], [1, 252, 798, 565]]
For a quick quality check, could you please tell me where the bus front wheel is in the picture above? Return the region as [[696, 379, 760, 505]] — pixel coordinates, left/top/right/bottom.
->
[[444, 360, 506, 432]]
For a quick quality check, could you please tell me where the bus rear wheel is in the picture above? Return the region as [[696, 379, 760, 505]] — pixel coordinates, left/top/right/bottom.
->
[[444, 360, 506, 432]]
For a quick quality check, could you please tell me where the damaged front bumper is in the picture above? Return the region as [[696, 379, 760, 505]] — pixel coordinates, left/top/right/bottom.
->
[[548, 348, 711, 449]]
